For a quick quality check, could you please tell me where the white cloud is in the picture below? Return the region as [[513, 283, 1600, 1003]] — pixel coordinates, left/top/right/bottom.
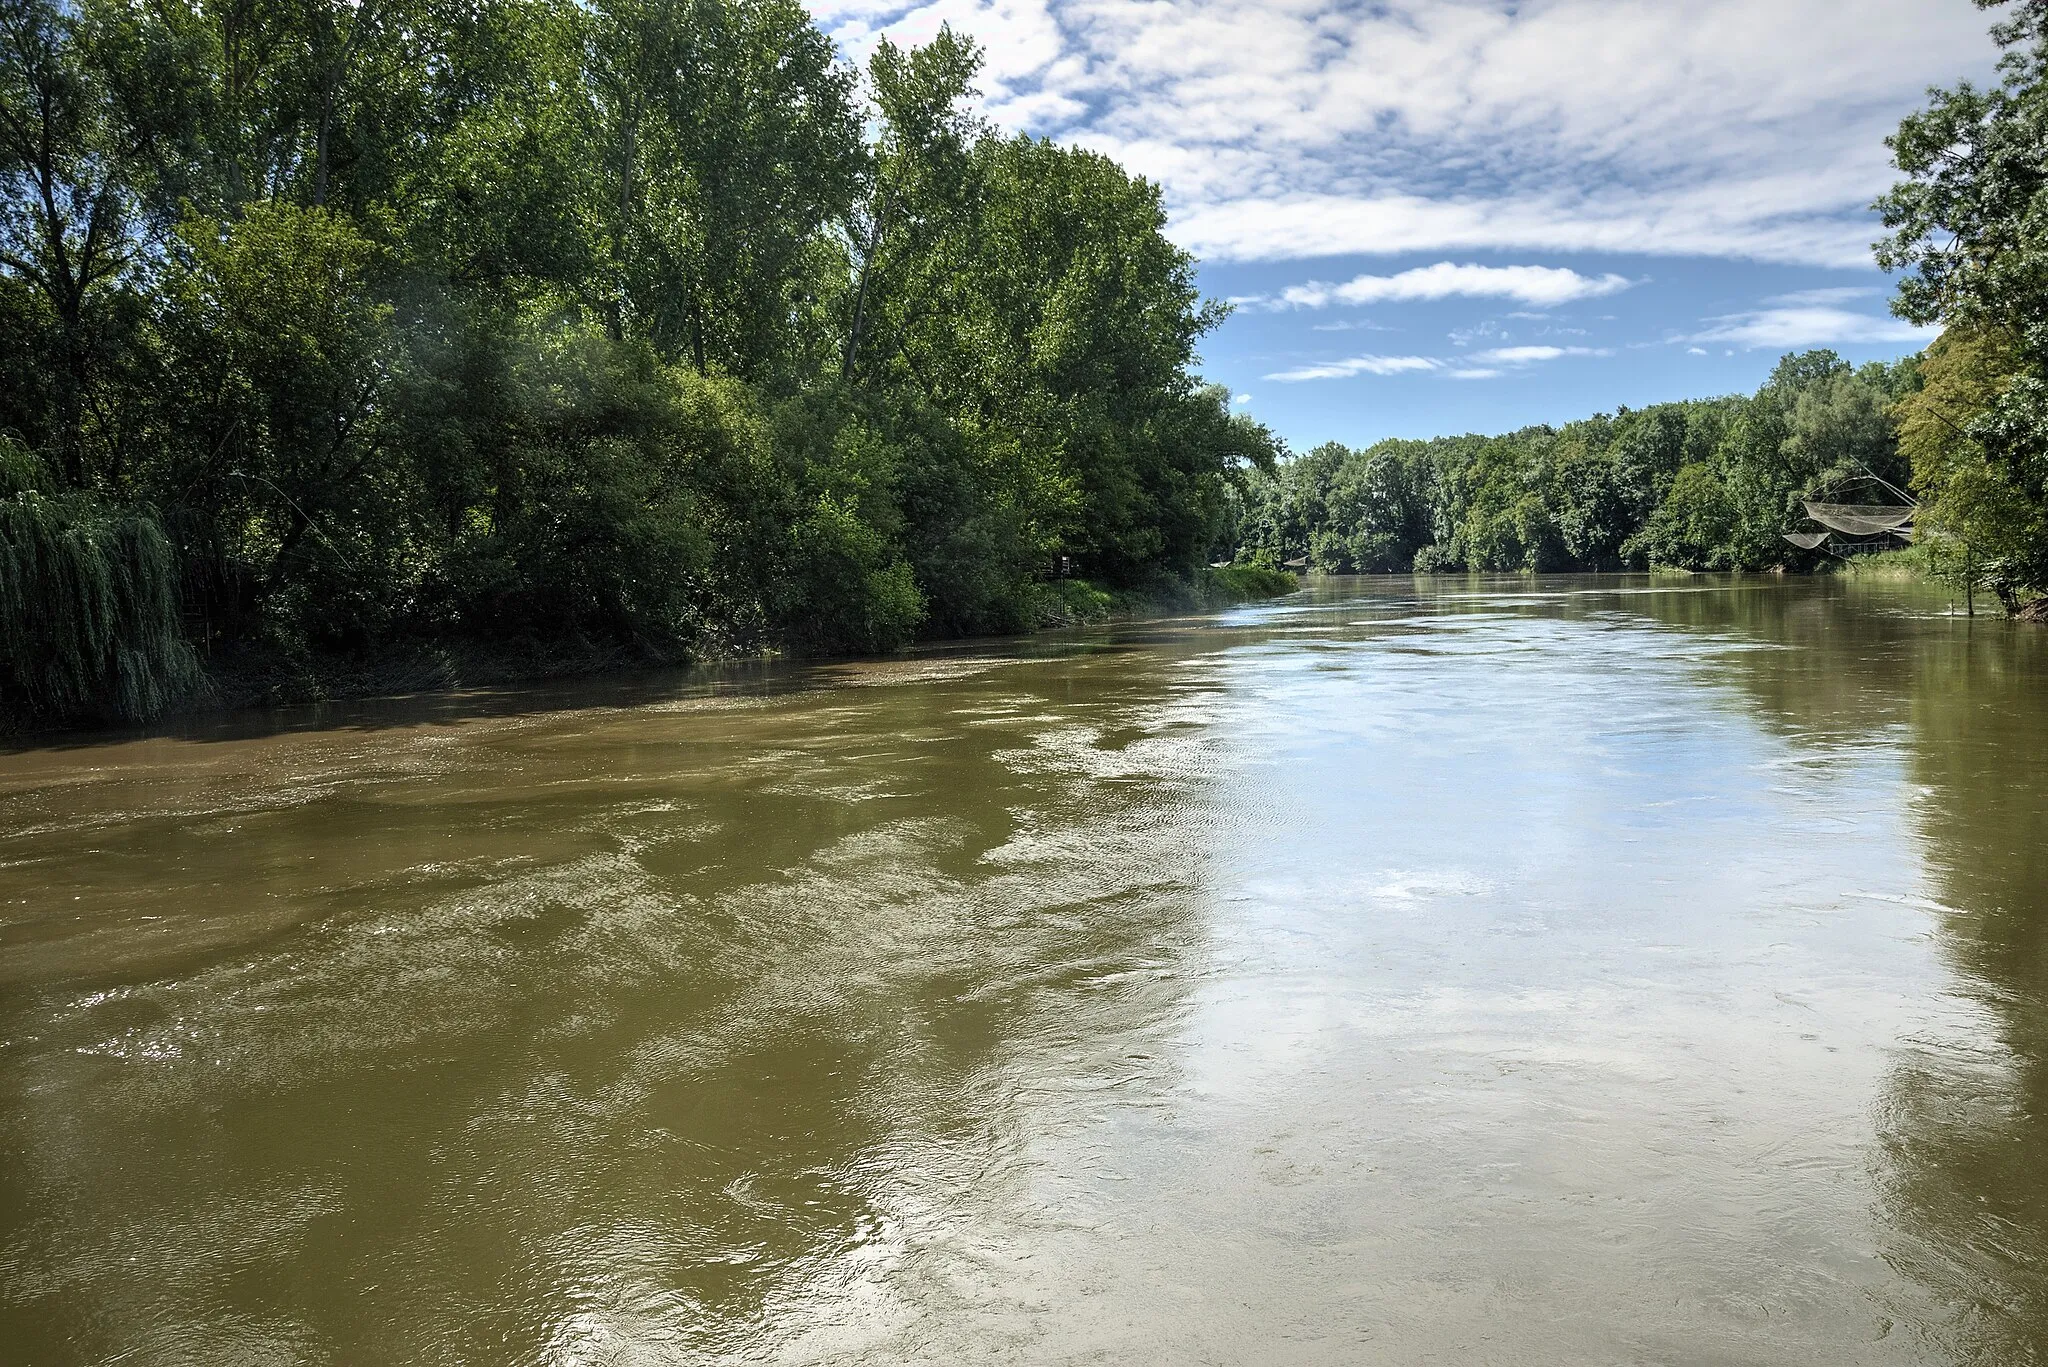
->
[[1687, 346, 1709, 356], [812, 0, 1994, 266], [1166, 182, 1893, 267], [1689, 306, 1935, 349], [1232, 393, 1251, 405], [1262, 341, 1611, 383], [1263, 262, 1635, 310], [1449, 319, 1507, 348], [1264, 355, 1442, 383], [1472, 345, 1612, 364], [1766, 286, 1885, 306]]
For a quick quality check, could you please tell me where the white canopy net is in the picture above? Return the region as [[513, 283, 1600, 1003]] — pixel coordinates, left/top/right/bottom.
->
[[1781, 530, 1831, 550], [1802, 502, 1916, 536]]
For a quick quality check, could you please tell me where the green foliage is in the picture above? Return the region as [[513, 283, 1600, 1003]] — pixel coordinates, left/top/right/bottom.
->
[[1, 9, 1279, 725], [435, 320, 754, 651], [1893, 328, 2028, 602], [0, 439, 200, 724], [1233, 354, 1911, 577], [1876, 0, 2048, 610], [1024, 578, 1114, 628], [1198, 564, 1297, 602], [784, 495, 925, 654], [1012, 564, 1293, 630], [1625, 463, 1739, 570]]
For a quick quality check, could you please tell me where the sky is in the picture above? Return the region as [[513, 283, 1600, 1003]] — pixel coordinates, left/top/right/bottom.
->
[[802, 0, 2005, 453]]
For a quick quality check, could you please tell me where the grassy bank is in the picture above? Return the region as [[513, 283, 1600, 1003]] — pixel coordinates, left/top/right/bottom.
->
[[1839, 546, 1934, 581]]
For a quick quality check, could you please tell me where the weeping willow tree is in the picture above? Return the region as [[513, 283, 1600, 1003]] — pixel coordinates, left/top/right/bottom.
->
[[0, 442, 201, 726]]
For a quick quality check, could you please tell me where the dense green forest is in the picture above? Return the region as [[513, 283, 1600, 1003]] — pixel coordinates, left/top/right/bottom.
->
[[0, 0, 1281, 728]]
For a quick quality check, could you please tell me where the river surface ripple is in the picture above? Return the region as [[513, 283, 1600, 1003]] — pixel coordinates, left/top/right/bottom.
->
[[2, 575, 2046, 1365]]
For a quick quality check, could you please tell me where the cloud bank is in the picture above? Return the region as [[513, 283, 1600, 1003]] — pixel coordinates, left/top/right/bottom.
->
[[808, 0, 1993, 267]]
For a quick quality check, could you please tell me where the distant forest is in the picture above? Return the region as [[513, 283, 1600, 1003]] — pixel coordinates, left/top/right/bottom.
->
[[1231, 349, 1921, 578], [6, 0, 2048, 730]]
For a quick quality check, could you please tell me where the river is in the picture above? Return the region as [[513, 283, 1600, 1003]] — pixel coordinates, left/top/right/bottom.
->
[[2, 575, 2044, 1365]]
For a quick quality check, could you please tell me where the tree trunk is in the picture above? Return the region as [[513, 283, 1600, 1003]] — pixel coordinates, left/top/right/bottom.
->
[[841, 193, 888, 381], [313, 88, 332, 206]]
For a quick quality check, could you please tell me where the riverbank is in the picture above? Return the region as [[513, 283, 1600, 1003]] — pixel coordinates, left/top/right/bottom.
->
[[1842, 546, 1936, 581], [3, 565, 1297, 740], [1837, 545, 2048, 618], [212, 565, 1298, 712], [1023, 564, 1297, 628]]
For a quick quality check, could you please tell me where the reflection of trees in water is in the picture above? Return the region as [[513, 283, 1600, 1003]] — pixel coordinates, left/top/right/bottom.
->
[[1876, 624, 2048, 1364], [1631, 576, 2048, 1362]]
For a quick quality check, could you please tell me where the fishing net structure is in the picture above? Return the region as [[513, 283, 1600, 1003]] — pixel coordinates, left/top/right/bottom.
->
[[1781, 476, 1917, 557], [1802, 503, 1917, 537]]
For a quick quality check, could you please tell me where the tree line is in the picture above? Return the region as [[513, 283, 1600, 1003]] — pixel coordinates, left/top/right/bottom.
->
[[1229, 351, 1918, 577], [1236, 0, 2048, 618], [0, 0, 1280, 728]]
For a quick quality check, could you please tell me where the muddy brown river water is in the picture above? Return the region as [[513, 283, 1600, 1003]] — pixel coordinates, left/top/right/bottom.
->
[[2, 575, 2046, 1365]]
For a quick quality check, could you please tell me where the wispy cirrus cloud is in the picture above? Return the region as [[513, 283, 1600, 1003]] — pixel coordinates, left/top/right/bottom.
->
[[1265, 342, 1609, 383], [1164, 181, 1894, 268], [1254, 263, 1636, 311], [1689, 306, 1933, 349], [1765, 286, 1885, 306], [1263, 355, 1443, 383]]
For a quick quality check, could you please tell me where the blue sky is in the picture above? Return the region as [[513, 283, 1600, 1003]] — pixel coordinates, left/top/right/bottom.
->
[[805, 0, 2002, 452]]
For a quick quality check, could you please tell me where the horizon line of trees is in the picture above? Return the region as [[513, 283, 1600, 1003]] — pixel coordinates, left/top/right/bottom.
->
[[0, 0, 1278, 728], [1228, 349, 1922, 579]]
